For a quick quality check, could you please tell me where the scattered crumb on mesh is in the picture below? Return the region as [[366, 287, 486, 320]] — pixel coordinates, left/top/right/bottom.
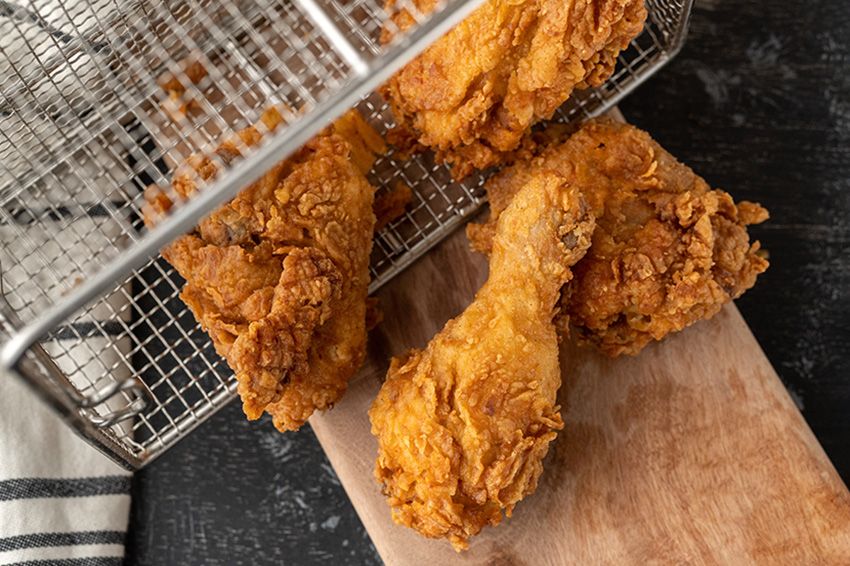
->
[[141, 184, 175, 227], [158, 58, 209, 121]]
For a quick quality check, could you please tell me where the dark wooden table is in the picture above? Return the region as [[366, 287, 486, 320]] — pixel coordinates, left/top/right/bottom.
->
[[125, 1, 850, 563]]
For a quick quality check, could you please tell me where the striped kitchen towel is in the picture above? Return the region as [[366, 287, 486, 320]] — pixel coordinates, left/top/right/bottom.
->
[[0, 1, 135, 563], [0, 375, 131, 566], [0, 194, 134, 566]]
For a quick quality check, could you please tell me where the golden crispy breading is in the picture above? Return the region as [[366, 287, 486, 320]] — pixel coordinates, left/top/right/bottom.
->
[[373, 182, 413, 231], [467, 118, 769, 356], [144, 109, 384, 430], [370, 173, 594, 550], [381, 0, 646, 177]]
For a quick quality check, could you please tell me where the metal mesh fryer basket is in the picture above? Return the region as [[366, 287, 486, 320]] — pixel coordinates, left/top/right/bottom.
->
[[0, 0, 692, 468]]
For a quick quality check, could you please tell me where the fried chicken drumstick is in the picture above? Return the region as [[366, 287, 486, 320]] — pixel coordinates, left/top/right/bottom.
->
[[468, 118, 769, 356], [369, 172, 595, 550], [144, 108, 385, 430], [382, 0, 646, 177]]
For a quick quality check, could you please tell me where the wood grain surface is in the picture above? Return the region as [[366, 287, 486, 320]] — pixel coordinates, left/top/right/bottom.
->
[[311, 222, 850, 564]]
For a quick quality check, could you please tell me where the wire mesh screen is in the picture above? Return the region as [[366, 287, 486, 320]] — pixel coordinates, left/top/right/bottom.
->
[[0, 0, 691, 467]]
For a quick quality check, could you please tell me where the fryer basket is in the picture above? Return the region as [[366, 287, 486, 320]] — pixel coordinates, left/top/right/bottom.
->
[[0, 0, 692, 468]]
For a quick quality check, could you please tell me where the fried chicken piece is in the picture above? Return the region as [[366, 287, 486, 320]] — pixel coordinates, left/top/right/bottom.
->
[[370, 172, 595, 550], [144, 108, 385, 430], [467, 119, 770, 356], [373, 182, 413, 231], [381, 0, 646, 177]]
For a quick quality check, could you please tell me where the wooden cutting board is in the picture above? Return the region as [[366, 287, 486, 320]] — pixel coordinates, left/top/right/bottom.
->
[[311, 154, 850, 564]]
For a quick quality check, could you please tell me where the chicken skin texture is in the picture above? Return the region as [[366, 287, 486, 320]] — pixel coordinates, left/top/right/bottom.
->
[[467, 119, 769, 356], [369, 173, 595, 550], [144, 108, 385, 430], [381, 0, 646, 177]]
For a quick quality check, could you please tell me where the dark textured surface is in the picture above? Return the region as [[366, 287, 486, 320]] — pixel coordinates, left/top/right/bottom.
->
[[126, 1, 850, 564], [126, 406, 381, 566]]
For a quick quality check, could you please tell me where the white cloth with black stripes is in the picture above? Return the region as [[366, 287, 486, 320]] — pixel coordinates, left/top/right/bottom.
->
[[0, 1, 133, 564], [0, 376, 131, 566]]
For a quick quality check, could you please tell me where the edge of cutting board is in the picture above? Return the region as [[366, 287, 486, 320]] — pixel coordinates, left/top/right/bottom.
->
[[311, 116, 850, 565]]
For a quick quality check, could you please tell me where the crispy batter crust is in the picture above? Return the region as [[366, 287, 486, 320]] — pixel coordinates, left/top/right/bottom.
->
[[370, 172, 594, 550], [468, 118, 769, 356], [144, 109, 383, 430], [382, 0, 647, 177]]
